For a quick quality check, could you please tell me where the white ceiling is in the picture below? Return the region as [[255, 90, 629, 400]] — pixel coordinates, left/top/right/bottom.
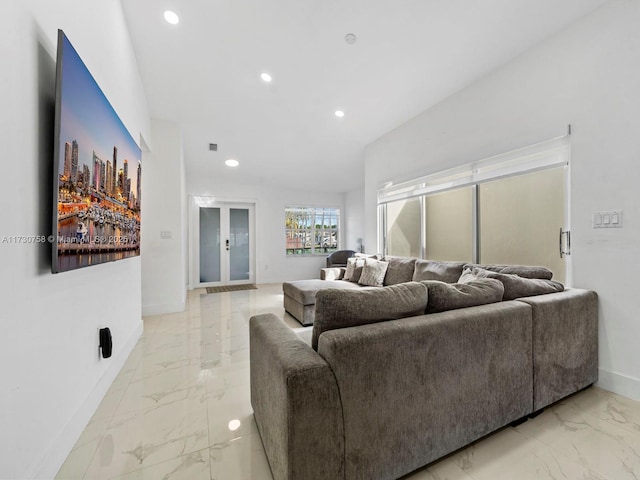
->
[[122, 0, 608, 193]]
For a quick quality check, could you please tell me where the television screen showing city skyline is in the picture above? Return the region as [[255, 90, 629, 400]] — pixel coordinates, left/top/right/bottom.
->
[[52, 30, 141, 273]]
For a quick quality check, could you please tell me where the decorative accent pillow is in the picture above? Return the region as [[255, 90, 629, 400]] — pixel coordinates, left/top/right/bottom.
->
[[459, 266, 564, 300], [312, 282, 428, 350], [358, 258, 389, 287], [412, 260, 466, 283], [422, 279, 504, 314], [343, 257, 358, 281], [343, 256, 366, 282]]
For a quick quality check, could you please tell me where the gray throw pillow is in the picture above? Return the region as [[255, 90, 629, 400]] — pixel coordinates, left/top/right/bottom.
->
[[358, 258, 389, 287], [422, 279, 504, 314], [412, 260, 466, 283], [460, 266, 564, 300], [382, 256, 418, 285], [312, 282, 428, 350], [463, 263, 553, 280]]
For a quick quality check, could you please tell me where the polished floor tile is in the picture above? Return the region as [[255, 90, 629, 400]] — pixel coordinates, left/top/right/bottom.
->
[[56, 283, 640, 480]]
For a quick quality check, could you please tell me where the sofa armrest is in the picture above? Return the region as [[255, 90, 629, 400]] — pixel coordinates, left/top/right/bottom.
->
[[320, 267, 345, 280], [517, 289, 598, 410], [249, 314, 344, 480]]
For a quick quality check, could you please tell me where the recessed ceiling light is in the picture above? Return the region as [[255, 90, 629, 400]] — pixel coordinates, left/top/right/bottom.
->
[[228, 419, 241, 431], [164, 10, 180, 25], [260, 72, 272, 83], [225, 159, 239, 167], [335, 110, 345, 118]]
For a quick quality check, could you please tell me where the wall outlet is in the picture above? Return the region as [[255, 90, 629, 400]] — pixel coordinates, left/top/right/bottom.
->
[[160, 230, 172, 239]]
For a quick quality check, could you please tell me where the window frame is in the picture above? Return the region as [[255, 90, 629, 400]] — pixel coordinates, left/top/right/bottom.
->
[[285, 206, 340, 256], [377, 134, 570, 265]]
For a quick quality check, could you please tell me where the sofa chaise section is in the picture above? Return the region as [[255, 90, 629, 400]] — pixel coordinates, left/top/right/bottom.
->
[[318, 301, 533, 480], [251, 300, 533, 480], [283, 279, 361, 326]]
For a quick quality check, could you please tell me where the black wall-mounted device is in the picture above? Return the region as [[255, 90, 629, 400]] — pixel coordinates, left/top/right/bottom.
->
[[99, 328, 112, 358]]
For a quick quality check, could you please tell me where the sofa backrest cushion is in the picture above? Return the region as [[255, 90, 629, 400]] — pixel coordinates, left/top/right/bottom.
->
[[311, 282, 428, 350], [412, 260, 466, 283], [382, 256, 418, 285], [463, 263, 553, 280], [460, 267, 564, 300], [422, 279, 504, 313]]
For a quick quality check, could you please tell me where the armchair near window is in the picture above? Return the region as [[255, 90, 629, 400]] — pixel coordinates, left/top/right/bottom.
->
[[326, 250, 356, 268]]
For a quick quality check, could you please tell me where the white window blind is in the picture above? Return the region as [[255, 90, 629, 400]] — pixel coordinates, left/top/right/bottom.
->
[[378, 135, 570, 204]]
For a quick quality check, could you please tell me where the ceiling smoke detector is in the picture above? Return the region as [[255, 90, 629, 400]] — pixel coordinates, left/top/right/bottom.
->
[[345, 33, 357, 45]]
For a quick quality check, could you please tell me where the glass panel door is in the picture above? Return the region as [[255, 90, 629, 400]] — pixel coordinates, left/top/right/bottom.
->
[[385, 198, 421, 257], [479, 167, 566, 283], [229, 208, 250, 282], [193, 199, 255, 288], [199, 207, 221, 283], [424, 187, 474, 262]]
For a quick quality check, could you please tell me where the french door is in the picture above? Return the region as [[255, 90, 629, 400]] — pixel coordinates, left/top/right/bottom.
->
[[190, 198, 255, 288]]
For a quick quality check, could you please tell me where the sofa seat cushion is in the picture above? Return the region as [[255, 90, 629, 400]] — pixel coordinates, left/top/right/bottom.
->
[[460, 267, 564, 301], [422, 279, 505, 314], [283, 279, 362, 306], [413, 260, 466, 283], [463, 263, 553, 280], [382, 256, 418, 285], [311, 282, 428, 350]]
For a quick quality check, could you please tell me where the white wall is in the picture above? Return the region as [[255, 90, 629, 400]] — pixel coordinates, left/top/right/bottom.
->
[[187, 179, 345, 283], [0, 2, 149, 478], [345, 187, 366, 253], [365, 0, 640, 399], [141, 119, 187, 315]]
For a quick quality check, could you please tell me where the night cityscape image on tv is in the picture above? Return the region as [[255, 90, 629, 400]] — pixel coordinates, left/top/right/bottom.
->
[[54, 32, 141, 273]]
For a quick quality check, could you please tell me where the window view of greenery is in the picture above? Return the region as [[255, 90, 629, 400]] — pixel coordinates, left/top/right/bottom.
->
[[286, 206, 339, 255]]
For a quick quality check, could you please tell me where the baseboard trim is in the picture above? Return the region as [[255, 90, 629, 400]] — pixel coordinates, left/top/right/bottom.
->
[[32, 321, 143, 480], [142, 301, 186, 316], [596, 368, 640, 401]]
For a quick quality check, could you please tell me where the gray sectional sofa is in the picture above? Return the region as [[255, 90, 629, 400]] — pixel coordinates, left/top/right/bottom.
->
[[284, 255, 559, 326], [251, 256, 598, 480]]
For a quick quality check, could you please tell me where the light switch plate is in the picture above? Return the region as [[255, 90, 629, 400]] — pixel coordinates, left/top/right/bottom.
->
[[160, 230, 172, 239], [593, 210, 622, 228]]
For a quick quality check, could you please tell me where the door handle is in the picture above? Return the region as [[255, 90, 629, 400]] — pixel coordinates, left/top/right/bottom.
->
[[226, 239, 230, 251], [559, 228, 571, 258]]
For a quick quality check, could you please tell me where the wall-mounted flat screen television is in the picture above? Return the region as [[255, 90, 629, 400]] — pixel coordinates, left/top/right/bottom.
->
[[52, 30, 141, 273]]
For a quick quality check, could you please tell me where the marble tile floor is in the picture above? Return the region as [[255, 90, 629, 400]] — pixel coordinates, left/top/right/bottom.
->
[[56, 283, 640, 480]]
